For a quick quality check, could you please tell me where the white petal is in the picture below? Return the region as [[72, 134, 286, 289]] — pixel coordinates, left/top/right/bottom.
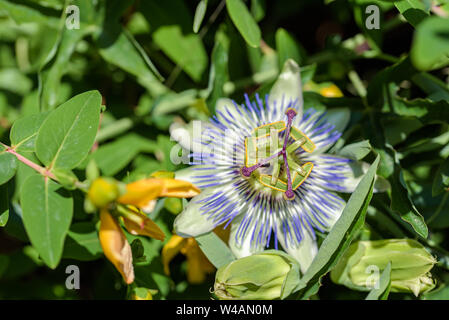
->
[[324, 108, 350, 134], [312, 108, 351, 154], [173, 187, 218, 238], [169, 120, 213, 154], [277, 224, 318, 274], [269, 59, 303, 120], [298, 186, 346, 231], [215, 98, 240, 120], [309, 154, 390, 193], [228, 214, 267, 259], [341, 161, 391, 193], [174, 167, 196, 184]]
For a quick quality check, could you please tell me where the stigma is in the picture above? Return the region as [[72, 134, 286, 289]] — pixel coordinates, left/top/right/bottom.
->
[[241, 108, 316, 200]]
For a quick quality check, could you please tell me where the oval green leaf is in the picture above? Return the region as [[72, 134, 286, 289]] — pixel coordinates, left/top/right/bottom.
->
[[0, 146, 17, 185], [291, 155, 380, 299], [196, 231, 236, 268], [193, 0, 207, 33], [10, 112, 49, 152], [411, 16, 449, 71], [35, 90, 102, 170], [20, 174, 73, 268], [226, 0, 261, 48]]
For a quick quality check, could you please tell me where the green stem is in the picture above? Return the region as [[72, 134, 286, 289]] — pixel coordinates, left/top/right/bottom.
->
[[1, 142, 86, 191], [348, 70, 367, 98]]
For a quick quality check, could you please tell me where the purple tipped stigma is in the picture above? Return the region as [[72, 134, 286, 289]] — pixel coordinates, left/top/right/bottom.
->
[[240, 108, 299, 200]]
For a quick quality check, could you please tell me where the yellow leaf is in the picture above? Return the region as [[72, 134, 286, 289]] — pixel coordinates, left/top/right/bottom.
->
[[182, 238, 214, 284], [118, 178, 200, 208], [319, 84, 343, 98], [122, 206, 165, 241], [118, 179, 164, 208], [162, 235, 186, 275], [159, 178, 201, 198], [99, 209, 134, 284]]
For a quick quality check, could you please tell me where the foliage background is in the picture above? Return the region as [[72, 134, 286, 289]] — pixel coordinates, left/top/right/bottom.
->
[[0, 0, 449, 300]]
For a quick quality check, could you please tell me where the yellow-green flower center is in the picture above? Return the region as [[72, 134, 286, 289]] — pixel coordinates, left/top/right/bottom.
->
[[241, 109, 316, 200]]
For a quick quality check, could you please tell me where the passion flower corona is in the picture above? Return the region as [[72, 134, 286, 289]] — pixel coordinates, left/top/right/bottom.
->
[[171, 60, 387, 273]]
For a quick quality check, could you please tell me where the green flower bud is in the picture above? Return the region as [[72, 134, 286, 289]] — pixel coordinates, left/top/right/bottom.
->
[[213, 250, 300, 300], [331, 239, 437, 296], [87, 177, 120, 209]]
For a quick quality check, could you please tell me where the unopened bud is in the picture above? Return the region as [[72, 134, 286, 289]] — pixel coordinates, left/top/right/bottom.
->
[[214, 250, 300, 300], [87, 177, 120, 209], [331, 239, 437, 296]]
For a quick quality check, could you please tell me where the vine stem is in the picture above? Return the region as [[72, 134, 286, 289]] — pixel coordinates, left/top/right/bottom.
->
[[348, 70, 367, 98], [1, 141, 57, 179], [1, 141, 86, 191]]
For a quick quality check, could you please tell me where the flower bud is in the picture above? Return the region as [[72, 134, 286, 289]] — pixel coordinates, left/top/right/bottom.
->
[[87, 177, 120, 209], [331, 239, 437, 296], [213, 250, 300, 300], [319, 83, 343, 97]]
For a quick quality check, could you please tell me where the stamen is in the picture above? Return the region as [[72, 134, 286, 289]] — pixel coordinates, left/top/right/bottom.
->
[[270, 160, 280, 185], [282, 108, 297, 200], [286, 137, 306, 154]]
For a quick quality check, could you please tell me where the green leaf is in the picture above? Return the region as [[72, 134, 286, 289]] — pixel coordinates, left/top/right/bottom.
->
[[275, 28, 305, 68], [389, 155, 428, 238], [20, 175, 73, 268], [250, 0, 265, 22], [193, 0, 207, 33], [90, 133, 158, 176], [394, 0, 429, 27], [226, 0, 261, 48], [412, 72, 449, 101], [152, 89, 198, 116], [62, 222, 102, 261], [153, 25, 208, 82], [0, 145, 17, 185], [433, 158, 449, 196], [10, 112, 49, 152], [0, 69, 33, 96], [0, 0, 58, 26], [367, 57, 417, 109], [195, 231, 236, 268], [97, 27, 167, 97], [39, 0, 97, 111], [0, 183, 9, 227], [206, 38, 229, 113], [293, 155, 380, 299], [337, 140, 372, 160], [35, 90, 102, 170], [411, 16, 449, 71], [386, 97, 449, 125], [365, 262, 391, 300]]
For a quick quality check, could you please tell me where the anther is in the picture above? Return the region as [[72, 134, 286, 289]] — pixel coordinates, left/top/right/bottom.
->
[[286, 137, 306, 154], [283, 189, 295, 200], [240, 166, 252, 178]]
